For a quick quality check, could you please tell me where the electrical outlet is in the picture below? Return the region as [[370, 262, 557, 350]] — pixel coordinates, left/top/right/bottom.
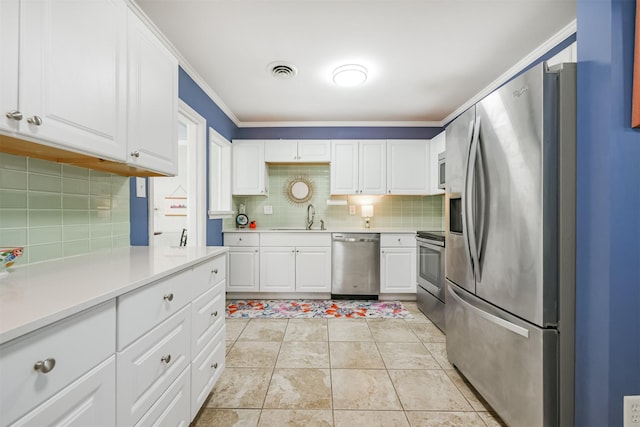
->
[[624, 395, 640, 427], [349, 205, 356, 215], [263, 205, 273, 215]]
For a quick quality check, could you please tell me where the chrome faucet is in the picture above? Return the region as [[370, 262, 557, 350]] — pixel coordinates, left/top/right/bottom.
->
[[306, 203, 315, 230]]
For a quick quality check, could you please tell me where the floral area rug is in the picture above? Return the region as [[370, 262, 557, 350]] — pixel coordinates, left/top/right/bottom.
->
[[226, 299, 413, 319]]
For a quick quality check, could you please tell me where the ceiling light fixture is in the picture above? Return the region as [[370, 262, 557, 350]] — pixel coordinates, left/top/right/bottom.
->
[[332, 64, 368, 87]]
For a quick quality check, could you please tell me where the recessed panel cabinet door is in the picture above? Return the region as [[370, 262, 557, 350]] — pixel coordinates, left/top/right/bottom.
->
[[0, 0, 19, 133], [19, 0, 127, 160]]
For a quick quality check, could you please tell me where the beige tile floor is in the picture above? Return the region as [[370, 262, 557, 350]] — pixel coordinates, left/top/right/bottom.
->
[[193, 301, 506, 427]]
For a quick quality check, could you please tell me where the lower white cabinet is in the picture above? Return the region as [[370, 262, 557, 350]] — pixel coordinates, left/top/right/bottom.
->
[[295, 247, 332, 292], [228, 247, 261, 292], [135, 365, 191, 427], [191, 327, 225, 419], [380, 234, 417, 293]]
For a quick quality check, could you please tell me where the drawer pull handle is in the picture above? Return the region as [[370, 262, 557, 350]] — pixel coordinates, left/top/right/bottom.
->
[[211, 311, 218, 317], [163, 293, 174, 302], [34, 358, 56, 373], [161, 355, 172, 364], [212, 269, 218, 274], [211, 362, 218, 369]]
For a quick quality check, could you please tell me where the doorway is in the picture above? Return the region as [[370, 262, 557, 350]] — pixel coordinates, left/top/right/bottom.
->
[[149, 101, 206, 247]]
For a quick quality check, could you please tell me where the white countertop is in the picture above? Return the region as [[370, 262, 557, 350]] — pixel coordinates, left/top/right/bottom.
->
[[0, 246, 228, 345], [223, 227, 423, 233]]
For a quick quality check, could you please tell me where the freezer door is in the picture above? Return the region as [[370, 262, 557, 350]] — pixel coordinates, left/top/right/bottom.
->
[[445, 282, 558, 427], [445, 106, 475, 293], [474, 63, 559, 327]]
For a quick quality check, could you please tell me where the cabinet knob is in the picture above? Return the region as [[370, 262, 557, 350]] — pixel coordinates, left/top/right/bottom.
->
[[388, 190, 391, 194], [163, 293, 174, 302], [238, 238, 242, 241], [27, 115, 42, 126], [212, 268, 218, 274], [211, 311, 218, 317], [255, 249, 259, 253], [161, 354, 172, 364], [130, 150, 140, 158], [211, 362, 218, 369], [34, 358, 56, 373], [5, 110, 22, 121], [397, 238, 401, 242]]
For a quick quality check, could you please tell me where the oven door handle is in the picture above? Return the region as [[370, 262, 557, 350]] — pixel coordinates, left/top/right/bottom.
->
[[416, 237, 444, 248]]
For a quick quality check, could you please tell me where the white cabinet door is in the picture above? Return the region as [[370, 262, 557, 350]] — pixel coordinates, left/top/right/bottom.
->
[[330, 140, 359, 194], [387, 140, 430, 195], [429, 132, 445, 195], [0, 0, 19, 134], [10, 357, 116, 427], [260, 247, 296, 292], [359, 140, 386, 194], [227, 247, 260, 292], [295, 247, 331, 292], [232, 140, 268, 195], [190, 327, 225, 421], [17, 0, 127, 161], [264, 140, 297, 162], [380, 247, 417, 293], [297, 140, 330, 162], [127, 11, 178, 176]]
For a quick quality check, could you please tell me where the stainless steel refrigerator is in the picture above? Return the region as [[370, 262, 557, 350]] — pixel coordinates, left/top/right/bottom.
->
[[444, 62, 576, 427]]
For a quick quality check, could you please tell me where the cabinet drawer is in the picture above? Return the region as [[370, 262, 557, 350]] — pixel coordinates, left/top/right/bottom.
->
[[381, 233, 416, 247], [117, 269, 192, 350], [117, 305, 191, 427], [191, 327, 225, 420], [135, 366, 190, 427], [9, 356, 116, 427], [224, 232, 259, 247], [191, 280, 225, 357], [191, 255, 226, 299], [0, 301, 116, 426], [260, 232, 330, 247]]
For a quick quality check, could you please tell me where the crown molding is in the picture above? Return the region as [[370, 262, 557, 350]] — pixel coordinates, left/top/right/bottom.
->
[[236, 120, 442, 128]]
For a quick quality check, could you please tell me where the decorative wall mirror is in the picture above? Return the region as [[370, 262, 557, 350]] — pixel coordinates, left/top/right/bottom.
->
[[284, 175, 314, 205]]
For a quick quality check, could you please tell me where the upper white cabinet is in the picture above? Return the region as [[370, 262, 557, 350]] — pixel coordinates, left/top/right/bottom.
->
[[331, 140, 386, 195], [127, 10, 178, 176], [232, 140, 268, 195], [386, 140, 430, 195], [1, 0, 127, 161], [428, 132, 445, 195], [264, 139, 330, 163]]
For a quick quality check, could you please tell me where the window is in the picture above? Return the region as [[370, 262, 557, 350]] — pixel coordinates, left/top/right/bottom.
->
[[208, 127, 233, 218]]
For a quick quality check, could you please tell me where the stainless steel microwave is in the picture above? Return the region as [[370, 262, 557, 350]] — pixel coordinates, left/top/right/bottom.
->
[[437, 151, 446, 190]]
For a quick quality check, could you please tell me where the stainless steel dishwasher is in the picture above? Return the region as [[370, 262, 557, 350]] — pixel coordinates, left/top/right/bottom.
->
[[331, 233, 380, 298]]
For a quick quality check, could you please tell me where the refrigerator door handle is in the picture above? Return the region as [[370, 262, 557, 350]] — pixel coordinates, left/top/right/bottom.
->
[[466, 117, 481, 281], [475, 126, 487, 275], [448, 284, 530, 338], [461, 119, 476, 274]]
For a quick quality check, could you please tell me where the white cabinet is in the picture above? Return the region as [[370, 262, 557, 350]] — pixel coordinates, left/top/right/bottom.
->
[[429, 132, 446, 195], [265, 139, 331, 163], [1, 0, 127, 161], [0, 301, 116, 426], [380, 234, 417, 293], [260, 247, 296, 292], [331, 140, 386, 195], [126, 10, 178, 176], [386, 140, 430, 195], [295, 247, 332, 292], [232, 140, 268, 195], [225, 232, 261, 292]]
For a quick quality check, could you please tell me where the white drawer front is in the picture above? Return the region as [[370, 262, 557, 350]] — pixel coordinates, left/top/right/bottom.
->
[[191, 281, 225, 357], [117, 305, 191, 427], [135, 366, 191, 427], [260, 232, 330, 247], [9, 356, 116, 427], [224, 232, 259, 247], [0, 301, 116, 426], [117, 269, 192, 350], [191, 327, 225, 420], [381, 233, 416, 247], [191, 255, 226, 299]]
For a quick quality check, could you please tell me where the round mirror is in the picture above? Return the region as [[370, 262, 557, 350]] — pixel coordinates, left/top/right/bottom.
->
[[284, 176, 314, 204]]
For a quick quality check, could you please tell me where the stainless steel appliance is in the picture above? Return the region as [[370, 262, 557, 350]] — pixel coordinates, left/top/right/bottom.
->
[[445, 62, 576, 427], [416, 231, 445, 332], [331, 233, 380, 298], [437, 152, 446, 190]]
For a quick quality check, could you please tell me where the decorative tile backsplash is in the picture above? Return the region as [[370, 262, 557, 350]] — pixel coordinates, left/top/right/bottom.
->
[[224, 165, 444, 230], [0, 153, 130, 266]]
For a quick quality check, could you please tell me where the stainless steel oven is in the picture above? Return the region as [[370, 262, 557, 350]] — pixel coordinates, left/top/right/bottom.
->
[[416, 231, 446, 332]]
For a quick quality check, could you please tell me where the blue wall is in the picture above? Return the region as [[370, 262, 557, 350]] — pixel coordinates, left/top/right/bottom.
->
[[575, 0, 640, 425]]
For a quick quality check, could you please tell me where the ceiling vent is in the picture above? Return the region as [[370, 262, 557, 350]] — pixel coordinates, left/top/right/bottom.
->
[[268, 62, 298, 79]]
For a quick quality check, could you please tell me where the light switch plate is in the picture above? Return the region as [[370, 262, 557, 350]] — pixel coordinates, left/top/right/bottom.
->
[[264, 205, 273, 215], [349, 205, 356, 215], [136, 177, 146, 198]]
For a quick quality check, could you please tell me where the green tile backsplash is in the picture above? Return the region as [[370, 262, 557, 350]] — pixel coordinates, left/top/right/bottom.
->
[[0, 153, 130, 266], [224, 164, 444, 230]]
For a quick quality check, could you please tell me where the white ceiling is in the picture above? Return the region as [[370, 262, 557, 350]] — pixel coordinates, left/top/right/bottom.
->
[[134, 0, 576, 127]]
